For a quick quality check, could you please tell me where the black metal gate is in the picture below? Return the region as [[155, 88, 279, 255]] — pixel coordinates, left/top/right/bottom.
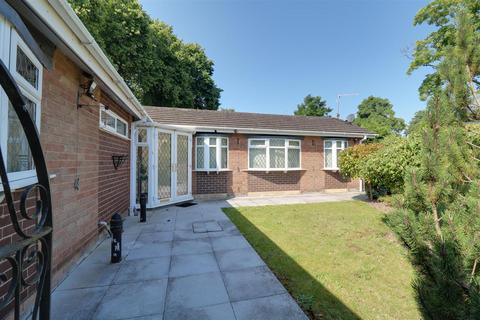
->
[[0, 58, 52, 318]]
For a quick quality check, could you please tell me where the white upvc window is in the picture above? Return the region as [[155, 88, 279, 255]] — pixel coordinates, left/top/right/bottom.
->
[[248, 138, 301, 170], [195, 136, 228, 171], [99, 106, 129, 139], [0, 16, 43, 189], [324, 139, 348, 170]]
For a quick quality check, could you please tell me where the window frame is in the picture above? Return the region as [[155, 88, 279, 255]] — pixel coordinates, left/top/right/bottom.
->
[[323, 139, 348, 170], [0, 19, 43, 188], [195, 136, 229, 172], [248, 138, 301, 171], [99, 105, 129, 140]]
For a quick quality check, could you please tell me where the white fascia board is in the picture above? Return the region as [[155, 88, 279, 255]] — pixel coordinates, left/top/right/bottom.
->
[[136, 122, 197, 133], [143, 123, 375, 138], [191, 125, 375, 138], [25, 0, 148, 120]]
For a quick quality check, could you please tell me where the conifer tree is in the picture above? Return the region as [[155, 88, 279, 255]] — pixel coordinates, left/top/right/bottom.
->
[[386, 9, 480, 319]]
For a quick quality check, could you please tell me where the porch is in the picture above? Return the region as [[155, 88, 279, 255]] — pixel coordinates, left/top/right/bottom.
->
[[51, 199, 312, 320]]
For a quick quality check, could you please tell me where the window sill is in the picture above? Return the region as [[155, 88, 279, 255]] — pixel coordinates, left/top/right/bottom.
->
[[0, 174, 57, 193], [323, 168, 340, 172], [99, 127, 130, 141], [243, 168, 305, 173], [194, 169, 232, 173]]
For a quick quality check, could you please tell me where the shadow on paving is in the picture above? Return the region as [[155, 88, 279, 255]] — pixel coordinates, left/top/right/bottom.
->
[[223, 206, 361, 320]]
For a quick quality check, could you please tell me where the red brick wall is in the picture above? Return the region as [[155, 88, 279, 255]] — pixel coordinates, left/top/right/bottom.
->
[[194, 171, 233, 194], [248, 171, 302, 192], [0, 49, 133, 302], [98, 94, 131, 223], [191, 134, 360, 197]]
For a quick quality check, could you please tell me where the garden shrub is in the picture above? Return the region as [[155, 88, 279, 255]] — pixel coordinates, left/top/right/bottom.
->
[[339, 135, 421, 198]]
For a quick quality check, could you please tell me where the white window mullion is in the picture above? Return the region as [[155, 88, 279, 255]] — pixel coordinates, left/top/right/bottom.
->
[[216, 138, 221, 171], [203, 138, 208, 170]]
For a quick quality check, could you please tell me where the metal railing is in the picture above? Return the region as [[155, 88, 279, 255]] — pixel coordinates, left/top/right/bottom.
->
[[0, 58, 52, 319]]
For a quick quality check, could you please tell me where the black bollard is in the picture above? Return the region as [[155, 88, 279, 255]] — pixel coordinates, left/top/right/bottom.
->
[[140, 193, 147, 223], [110, 213, 123, 263]]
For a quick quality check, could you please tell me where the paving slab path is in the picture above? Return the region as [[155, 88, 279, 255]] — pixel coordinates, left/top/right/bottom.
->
[[51, 199, 312, 320]]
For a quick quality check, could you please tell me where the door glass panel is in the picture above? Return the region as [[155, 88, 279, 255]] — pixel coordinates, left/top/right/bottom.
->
[[158, 132, 172, 200], [176, 135, 189, 196]]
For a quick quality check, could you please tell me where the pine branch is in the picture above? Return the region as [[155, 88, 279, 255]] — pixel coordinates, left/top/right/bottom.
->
[[467, 141, 480, 149], [471, 258, 478, 283]]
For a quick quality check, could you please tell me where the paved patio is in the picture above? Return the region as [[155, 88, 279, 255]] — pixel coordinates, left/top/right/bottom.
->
[[52, 198, 315, 320], [227, 191, 365, 207]]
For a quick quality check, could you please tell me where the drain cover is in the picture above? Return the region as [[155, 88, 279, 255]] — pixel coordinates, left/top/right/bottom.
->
[[193, 220, 223, 233]]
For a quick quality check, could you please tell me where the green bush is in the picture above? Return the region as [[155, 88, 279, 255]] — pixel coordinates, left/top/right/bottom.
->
[[339, 135, 421, 198]]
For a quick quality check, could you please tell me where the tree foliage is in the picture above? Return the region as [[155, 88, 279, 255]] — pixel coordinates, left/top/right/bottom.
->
[[352, 96, 406, 138], [294, 95, 332, 117], [408, 0, 480, 103], [338, 136, 421, 199], [386, 8, 480, 318], [69, 0, 221, 109], [407, 110, 427, 135]]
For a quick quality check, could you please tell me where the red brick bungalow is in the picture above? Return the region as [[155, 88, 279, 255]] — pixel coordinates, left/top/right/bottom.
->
[[0, 0, 146, 316], [0, 0, 374, 318], [131, 107, 374, 209]]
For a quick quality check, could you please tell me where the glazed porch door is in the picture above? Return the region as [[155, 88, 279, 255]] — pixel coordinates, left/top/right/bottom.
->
[[156, 130, 191, 204]]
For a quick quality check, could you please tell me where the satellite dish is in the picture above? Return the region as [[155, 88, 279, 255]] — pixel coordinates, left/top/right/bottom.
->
[[346, 114, 355, 122]]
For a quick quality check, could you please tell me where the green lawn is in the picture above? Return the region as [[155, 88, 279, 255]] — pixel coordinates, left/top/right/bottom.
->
[[223, 201, 420, 320]]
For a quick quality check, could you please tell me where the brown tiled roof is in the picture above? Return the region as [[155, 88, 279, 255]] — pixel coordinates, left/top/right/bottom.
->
[[144, 106, 373, 136]]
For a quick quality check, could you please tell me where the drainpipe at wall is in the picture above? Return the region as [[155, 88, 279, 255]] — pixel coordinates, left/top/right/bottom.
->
[[358, 135, 368, 192]]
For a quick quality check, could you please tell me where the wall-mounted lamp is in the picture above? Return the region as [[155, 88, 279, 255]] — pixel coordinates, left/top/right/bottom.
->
[[85, 79, 97, 99], [77, 74, 99, 108], [112, 154, 128, 170]]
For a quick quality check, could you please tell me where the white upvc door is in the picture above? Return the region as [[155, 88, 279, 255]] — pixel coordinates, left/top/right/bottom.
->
[[172, 132, 192, 201], [153, 129, 192, 206]]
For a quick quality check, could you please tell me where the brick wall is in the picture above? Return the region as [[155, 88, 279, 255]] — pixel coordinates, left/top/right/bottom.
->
[[98, 94, 131, 223], [248, 171, 302, 193], [191, 134, 360, 197], [194, 171, 233, 194], [0, 48, 134, 307]]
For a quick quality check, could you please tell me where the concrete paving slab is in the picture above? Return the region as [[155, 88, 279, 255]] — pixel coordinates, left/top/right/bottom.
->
[[172, 238, 212, 256], [211, 235, 251, 252], [165, 272, 229, 311], [164, 303, 236, 320], [126, 242, 172, 260], [136, 231, 174, 244], [223, 266, 286, 302], [93, 279, 168, 320], [232, 293, 308, 320], [142, 221, 175, 233], [216, 248, 265, 271], [52, 286, 107, 320], [208, 228, 241, 238], [170, 252, 219, 277], [113, 256, 170, 284], [56, 261, 120, 290], [174, 230, 209, 241]]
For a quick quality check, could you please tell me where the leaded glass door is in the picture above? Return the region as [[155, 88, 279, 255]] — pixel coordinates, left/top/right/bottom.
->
[[157, 131, 172, 201], [175, 134, 189, 197]]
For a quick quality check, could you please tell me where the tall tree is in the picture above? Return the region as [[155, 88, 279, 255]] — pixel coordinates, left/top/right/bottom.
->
[[407, 110, 426, 134], [387, 9, 480, 318], [294, 95, 332, 117], [353, 96, 406, 137], [69, 0, 221, 109], [408, 0, 480, 103]]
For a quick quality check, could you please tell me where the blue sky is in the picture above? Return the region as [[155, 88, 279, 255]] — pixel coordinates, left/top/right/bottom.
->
[[140, 0, 433, 122]]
